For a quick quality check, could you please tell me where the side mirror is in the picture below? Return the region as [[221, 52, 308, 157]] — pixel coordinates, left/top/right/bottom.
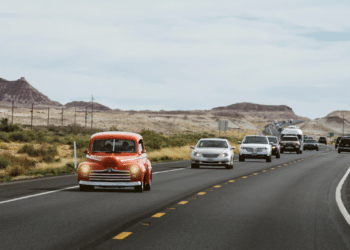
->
[[231, 146, 235, 150], [83, 150, 88, 155], [142, 150, 146, 153], [238, 141, 242, 144], [190, 146, 195, 149]]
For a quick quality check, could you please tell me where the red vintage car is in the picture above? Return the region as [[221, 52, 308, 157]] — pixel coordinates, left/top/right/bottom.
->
[[77, 131, 152, 192]]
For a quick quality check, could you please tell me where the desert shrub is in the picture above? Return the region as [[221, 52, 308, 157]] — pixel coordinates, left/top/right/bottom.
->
[[0, 157, 11, 169], [9, 131, 30, 142], [73, 138, 90, 149], [18, 144, 39, 156], [110, 126, 118, 131], [35, 131, 47, 142], [0, 132, 9, 142], [0, 174, 12, 181], [42, 155, 54, 163], [0, 143, 9, 150], [7, 165, 24, 177], [17, 144, 58, 157], [0, 119, 22, 132]]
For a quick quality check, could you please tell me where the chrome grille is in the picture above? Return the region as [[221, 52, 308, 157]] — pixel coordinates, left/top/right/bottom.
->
[[244, 148, 254, 153], [89, 169, 131, 182], [202, 154, 220, 158]]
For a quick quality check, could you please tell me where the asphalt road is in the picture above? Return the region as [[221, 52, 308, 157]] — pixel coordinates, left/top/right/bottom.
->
[[1, 145, 350, 250]]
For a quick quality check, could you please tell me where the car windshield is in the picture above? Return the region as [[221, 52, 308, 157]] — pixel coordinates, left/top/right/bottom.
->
[[197, 140, 228, 148], [283, 137, 298, 141], [243, 137, 268, 144], [268, 137, 278, 143], [305, 140, 317, 143], [91, 139, 136, 153], [340, 139, 350, 145]]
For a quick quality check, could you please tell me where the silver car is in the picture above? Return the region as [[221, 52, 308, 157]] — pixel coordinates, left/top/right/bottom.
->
[[190, 138, 235, 169]]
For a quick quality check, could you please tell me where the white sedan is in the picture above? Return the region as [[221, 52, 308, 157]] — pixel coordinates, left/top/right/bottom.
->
[[190, 138, 235, 169], [239, 135, 272, 162]]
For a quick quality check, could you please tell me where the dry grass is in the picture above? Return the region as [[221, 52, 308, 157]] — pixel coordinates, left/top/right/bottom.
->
[[35, 156, 84, 170]]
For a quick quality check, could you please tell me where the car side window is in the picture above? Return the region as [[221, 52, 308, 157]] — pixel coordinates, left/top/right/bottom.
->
[[138, 141, 143, 154]]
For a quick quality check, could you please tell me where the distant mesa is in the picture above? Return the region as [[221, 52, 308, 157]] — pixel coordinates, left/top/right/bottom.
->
[[64, 101, 111, 111], [211, 102, 300, 119], [0, 77, 62, 106]]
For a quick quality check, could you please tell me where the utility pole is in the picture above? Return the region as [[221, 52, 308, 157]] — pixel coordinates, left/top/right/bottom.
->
[[47, 107, 50, 126], [91, 95, 94, 129], [61, 106, 64, 127], [31, 103, 34, 130], [343, 113, 345, 136], [11, 100, 14, 125], [85, 106, 87, 128], [74, 108, 76, 125]]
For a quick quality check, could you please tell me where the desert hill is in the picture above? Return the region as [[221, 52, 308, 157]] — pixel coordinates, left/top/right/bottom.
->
[[0, 77, 61, 106], [211, 102, 300, 120], [64, 101, 111, 112]]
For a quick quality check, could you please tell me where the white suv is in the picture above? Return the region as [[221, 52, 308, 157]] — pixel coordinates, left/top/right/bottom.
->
[[239, 135, 272, 162], [190, 138, 235, 169]]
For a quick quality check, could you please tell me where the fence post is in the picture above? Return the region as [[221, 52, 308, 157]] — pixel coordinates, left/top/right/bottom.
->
[[11, 100, 14, 125], [31, 103, 34, 130], [85, 106, 87, 128], [91, 95, 94, 129], [47, 107, 50, 126], [74, 108, 76, 125]]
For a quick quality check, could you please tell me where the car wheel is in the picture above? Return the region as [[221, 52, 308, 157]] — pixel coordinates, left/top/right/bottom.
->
[[80, 185, 94, 192], [144, 174, 152, 191], [296, 150, 300, 154], [135, 178, 145, 192], [338, 150, 341, 154], [280, 150, 284, 154], [266, 155, 272, 162], [191, 163, 199, 168], [276, 152, 281, 158], [239, 155, 245, 162], [316, 148, 319, 151]]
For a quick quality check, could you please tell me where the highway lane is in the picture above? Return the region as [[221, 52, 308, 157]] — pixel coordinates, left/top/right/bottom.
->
[[97, 146, 350, 250], [0, 145, 342, 250]]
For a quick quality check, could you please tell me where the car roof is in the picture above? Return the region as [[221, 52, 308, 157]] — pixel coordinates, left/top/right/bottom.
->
[[91, 131, 143, 141]]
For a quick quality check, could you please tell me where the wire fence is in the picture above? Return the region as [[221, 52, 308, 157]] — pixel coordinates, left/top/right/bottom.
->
[[0, 101, 96, 130]]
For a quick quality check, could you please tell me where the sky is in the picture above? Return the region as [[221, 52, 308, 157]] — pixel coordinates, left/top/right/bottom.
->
[[1, 0, 350, 119]]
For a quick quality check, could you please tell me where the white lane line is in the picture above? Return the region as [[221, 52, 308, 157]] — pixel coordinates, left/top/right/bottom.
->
[[0, 185, 79, 205], [0, 168, 189, 205], [336, 166, 350, 225], [153, 167, 189, 175]]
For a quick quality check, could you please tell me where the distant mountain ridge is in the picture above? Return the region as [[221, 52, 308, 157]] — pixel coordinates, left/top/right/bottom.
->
[[64, 101, 111, 111], [0, 77, 61, 106]]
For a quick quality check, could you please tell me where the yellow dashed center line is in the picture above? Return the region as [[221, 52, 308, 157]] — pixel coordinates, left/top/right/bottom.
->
[[169, 207, 176, 210], [113, 232, 132, 240], [270, 168, 275, 170], [253, 173, 258, 175], [214, 185, 221, 188], [141, 222, 150, 226], [242, 176, 248, 179], [229, 180, 235, 182], [284, 164, 288, 166], [262, 170, 267, 172], [152, 213, 166, 218], [197, 192, 206, 195], [178, 201, 188, 205], [277, 166, 282, 168]]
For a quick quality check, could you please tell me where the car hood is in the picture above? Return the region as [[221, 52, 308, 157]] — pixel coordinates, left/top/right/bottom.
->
[[193, 148, 228, 154], [240, 143, 270, 148]]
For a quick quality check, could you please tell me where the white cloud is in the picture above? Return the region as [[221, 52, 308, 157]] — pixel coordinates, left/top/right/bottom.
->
[[0, 0, 350, 119]]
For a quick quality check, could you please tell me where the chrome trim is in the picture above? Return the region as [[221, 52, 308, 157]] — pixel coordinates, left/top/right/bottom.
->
[[120, 155, 147, 162], [86, 155, 102, 161], [79, 180, 141, 187]]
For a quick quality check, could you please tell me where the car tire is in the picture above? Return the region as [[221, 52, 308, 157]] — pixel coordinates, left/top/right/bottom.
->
[[266, 155, 272, 162], [144, 174, 152, 191], [316, 148, 319, 151], [338, 150, 341, 154], [276, 152, 281, 158], [280, 150, 284, 154], [239, 155, 245, 162], [191, 163, 199, 168], [135, 178, 145, 192], [80, 185, 94, 192], [296, 150, 300, 154]]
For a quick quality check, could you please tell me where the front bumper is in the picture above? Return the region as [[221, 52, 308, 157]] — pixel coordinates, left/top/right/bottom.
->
[[79, 180, 141, 187], [191, 159, 230, 165], [304, 145, 318, 149], [240, 153, 268, 159], [338, 147, 350, 152]]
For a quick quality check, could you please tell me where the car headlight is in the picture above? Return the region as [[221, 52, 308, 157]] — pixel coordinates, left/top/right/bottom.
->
[[80, 164, 90, 174], [272, 146, 276, 149], [130, 165, 140, 175], [193, 151, 200, 157], [222, 153, 229, 157], [129, 165, 140, 178]]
